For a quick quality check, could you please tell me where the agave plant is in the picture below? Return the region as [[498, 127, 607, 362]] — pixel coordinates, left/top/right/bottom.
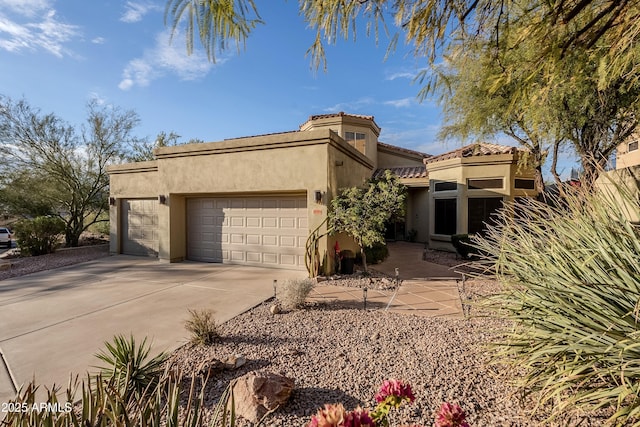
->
[[473, 179, 640, 424], [94, 334, 168, 401]]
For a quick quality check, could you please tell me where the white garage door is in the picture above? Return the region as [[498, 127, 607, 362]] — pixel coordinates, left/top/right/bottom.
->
[[187, 196, 307, 270], [121, 199, 159, 257]]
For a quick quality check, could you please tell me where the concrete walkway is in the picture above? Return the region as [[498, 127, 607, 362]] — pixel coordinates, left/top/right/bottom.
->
[[308, 242, 465, 317], [0, 256, 304, 403]]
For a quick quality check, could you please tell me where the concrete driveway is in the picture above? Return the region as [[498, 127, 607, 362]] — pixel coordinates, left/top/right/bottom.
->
[[0, 255, 305, 402]]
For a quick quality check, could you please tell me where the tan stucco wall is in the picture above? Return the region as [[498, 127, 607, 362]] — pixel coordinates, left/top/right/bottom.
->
[[426, 154, 538, 251], [596, 166, 640, 223], [300, 115, 380, 167], [377, 147, 424, 168], [108, 161, 160, 255], [616, 139, 640, 169], [406, 188, 429, 243], [108, 129, 373, 268]]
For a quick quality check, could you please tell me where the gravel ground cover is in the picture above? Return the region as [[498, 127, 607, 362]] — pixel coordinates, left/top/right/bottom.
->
[[169, 278, 607, 426], [0, 244, 109, 281], [0, 245, 609, 425]]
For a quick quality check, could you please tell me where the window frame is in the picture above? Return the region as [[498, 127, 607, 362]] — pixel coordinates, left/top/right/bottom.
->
[[433, 198, 457, 236], [467, 177, 504, 190]]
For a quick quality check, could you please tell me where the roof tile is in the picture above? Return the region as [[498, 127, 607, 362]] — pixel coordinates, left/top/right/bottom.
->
[[424, 142, 522, 164], [373, 166, 428, 179]]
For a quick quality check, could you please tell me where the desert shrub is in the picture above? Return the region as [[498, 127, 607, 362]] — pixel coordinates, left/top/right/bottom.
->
[[278, 278, 315, 310], [94, 334, 167, 400], [1, 370, 212, 427], [185, 308, 219, 345], [14, 216, 65, 256], [451, 234, 474, 259], [474, 183, 640, 424], [360, 242, 389, 265]]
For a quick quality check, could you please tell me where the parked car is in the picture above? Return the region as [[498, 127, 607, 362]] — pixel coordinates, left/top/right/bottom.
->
[[0, 227, 12, 248]]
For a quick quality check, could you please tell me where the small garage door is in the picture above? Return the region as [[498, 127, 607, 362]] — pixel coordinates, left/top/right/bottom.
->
[[121, 199, 159, 257], [187, 196, 307, 270]]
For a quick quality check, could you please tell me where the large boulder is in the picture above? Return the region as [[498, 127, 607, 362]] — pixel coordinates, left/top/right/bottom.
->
[[231, 371, 294, 422]]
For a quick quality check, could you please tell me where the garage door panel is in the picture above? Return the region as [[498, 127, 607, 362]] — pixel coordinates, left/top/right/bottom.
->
[[263, 217, 277, 228], [187, 196, 307, 269], [121, 199, 159, 257], [280, 236, 296, 247]]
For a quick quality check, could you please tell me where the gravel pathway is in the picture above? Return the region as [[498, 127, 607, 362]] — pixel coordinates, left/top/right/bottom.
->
[[169, 279, 608, 427], [0, 245, 109, 281]]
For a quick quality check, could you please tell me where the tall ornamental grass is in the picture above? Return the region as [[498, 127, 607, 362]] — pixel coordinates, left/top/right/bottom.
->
[[473, 181, 640, 424]]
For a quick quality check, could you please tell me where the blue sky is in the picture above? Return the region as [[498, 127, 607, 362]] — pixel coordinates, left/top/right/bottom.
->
[[0, 0, 577, 175]]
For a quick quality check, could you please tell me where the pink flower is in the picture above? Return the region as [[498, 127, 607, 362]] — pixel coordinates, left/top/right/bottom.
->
[[308, 403, 347, 427], [343, 407, 376, 427], [308, 404, 376, 427], [434, 402, 469, 427], [374, 379, 415, 404]]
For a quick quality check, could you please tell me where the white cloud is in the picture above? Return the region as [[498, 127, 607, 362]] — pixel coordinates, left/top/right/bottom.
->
[[88, 92, 107, 105], [385, 71, 416, 81], [0, 0, 51, 17], [119, 29, 216, 90], [91, 36, 105, 44], [384, 97, 413, 108], [323, 97, 376, 113], [0, 4, 80, 57], [120, 1, 162, 23]]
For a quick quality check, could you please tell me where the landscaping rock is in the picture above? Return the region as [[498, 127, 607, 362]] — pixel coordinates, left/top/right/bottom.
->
[[231, 372, 294, 423], [269, 304, 281, 315], [197, 356, 224, 377], [223, 354, 247, 370]]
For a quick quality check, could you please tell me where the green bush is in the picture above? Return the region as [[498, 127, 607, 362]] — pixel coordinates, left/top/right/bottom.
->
[[451, 234, 474, 259], [14, 216, 65, 256], [185, 308, 219, 345], [359, 242, 389, 265], [94, 334, 167, 401], [474, 184, 640, 424]]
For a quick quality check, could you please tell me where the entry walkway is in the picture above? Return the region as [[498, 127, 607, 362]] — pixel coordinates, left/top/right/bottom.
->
[[308, 242, 465, 317]]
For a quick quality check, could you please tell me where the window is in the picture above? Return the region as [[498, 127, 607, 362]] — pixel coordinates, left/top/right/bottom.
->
[[434, 181, 457, 192], [468, 178, 503, 189], [468, 197, 503, 235], [345, 132, 366, 152], [629, 141, 639, 152], [515, 178, 536, 190], [434, 198, 457, 235]]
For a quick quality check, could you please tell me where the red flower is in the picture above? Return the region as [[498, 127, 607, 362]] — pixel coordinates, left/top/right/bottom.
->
[[434, 402, 469, 427], [374, 379, 415, 404]]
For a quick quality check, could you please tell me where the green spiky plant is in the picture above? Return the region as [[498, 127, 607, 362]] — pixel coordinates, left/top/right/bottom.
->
[[94, 334, 168, 401], [472, 178, 640, 425]]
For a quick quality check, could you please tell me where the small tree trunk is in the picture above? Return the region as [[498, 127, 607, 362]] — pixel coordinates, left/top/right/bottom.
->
[[360, 246, 367, 272]]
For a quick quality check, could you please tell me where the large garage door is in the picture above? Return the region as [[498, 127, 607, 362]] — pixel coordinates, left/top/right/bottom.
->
[[187, 196, 307, 270], [121, 199, 159, 257]]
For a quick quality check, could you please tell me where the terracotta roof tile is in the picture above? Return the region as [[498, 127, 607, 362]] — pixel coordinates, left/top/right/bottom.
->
[[307, 111, 375, 122], [373, 166, 428, 179], [424, 142, 522, 164]]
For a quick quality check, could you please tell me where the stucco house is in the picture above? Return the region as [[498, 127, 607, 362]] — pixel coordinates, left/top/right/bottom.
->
[[107, 112, 538, 271], [596, 137, 640, 223]]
